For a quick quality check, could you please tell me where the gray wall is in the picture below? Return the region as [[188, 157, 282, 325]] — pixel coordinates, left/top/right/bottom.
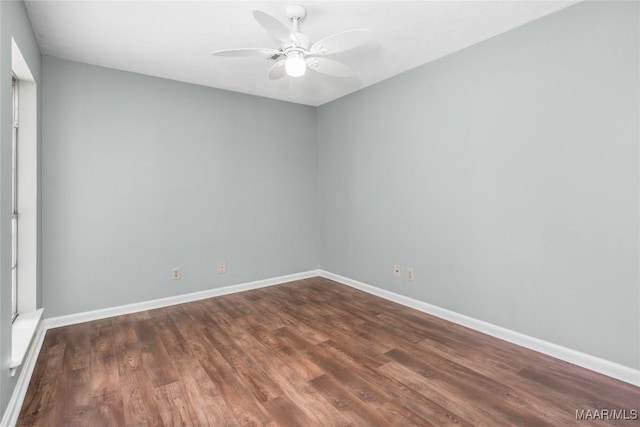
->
[[0, 0, 42, 415], [318, 1, 639, 369], [42, 57, 317, 317]]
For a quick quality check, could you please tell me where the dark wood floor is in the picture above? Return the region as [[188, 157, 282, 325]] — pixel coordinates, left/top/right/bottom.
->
[[18, 277, 639, 426]]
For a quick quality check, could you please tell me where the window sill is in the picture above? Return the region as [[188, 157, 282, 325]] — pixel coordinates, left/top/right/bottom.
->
[[10, 309, 43, 377]]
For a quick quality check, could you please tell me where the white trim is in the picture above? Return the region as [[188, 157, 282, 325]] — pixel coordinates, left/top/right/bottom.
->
[[11, 309, 44, 373], [12, 38, 39, 317], [44, 270, 320, 329], [2, 318, 46, 427], [319, 270, 640, 387]]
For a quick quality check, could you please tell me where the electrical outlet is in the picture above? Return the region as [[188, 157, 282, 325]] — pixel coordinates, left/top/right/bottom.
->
[[407, 267, 414, 281], [218, 261, 226, 274], [171, 267, 181, 280], [394, 264, 401, 277]]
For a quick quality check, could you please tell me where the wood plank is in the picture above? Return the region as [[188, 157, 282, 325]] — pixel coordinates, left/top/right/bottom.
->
[[228, 316, 353, 426], [190, 300, 284, 403], [88, 325, 126, 425], [119, 370, 163, 426], [170, 306, 273, 426], [317, 339, 471, 426], [133, 319, 179, 388], [273, 326, 399, 419], [247, 320, 325, 382], [17, 343, 65, 426], [152, 381, 202, 426], [379, 360, 510, 426], [168, 307, 240, 427], [113, 316, 163, 427], [55, 367, 93, 426], [385, 347, 556, 425], [262, 395, 315, 426], [309, 374, 392, 426]]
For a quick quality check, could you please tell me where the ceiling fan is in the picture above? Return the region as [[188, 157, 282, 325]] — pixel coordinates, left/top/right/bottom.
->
[[211, 4, 373, 80]]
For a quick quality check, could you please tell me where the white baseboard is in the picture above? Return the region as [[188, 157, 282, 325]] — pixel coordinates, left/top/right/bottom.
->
[[319, 270, 640, 387], [2, 319, 46, 427], [44, 270, 320, 329]]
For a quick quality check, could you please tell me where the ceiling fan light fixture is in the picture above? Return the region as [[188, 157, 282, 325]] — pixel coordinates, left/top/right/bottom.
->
[[285, 51, 306, 77], [212, 6, 372, 81]]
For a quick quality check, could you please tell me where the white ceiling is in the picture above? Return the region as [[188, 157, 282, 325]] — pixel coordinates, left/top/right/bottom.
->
[[24, 1, 579, 106]]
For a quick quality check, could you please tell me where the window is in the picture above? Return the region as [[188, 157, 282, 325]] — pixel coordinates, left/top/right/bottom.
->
[[10, 39, 41, 375], [11, 75, 19, 322]]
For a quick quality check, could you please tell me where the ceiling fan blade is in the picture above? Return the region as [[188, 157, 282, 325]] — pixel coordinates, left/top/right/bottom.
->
[[310, 29, 373, 55], [307, 57, 353, 78], [211, 48, 278, 57], [252, 10, 298, 44], [268, 60, 286, 80]]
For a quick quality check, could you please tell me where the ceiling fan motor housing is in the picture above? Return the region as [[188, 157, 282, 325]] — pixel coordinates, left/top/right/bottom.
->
[[286, 4, 307, 22]]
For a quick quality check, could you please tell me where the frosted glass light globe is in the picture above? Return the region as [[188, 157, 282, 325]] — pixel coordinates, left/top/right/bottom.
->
[[285, 51, 306, 77]]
